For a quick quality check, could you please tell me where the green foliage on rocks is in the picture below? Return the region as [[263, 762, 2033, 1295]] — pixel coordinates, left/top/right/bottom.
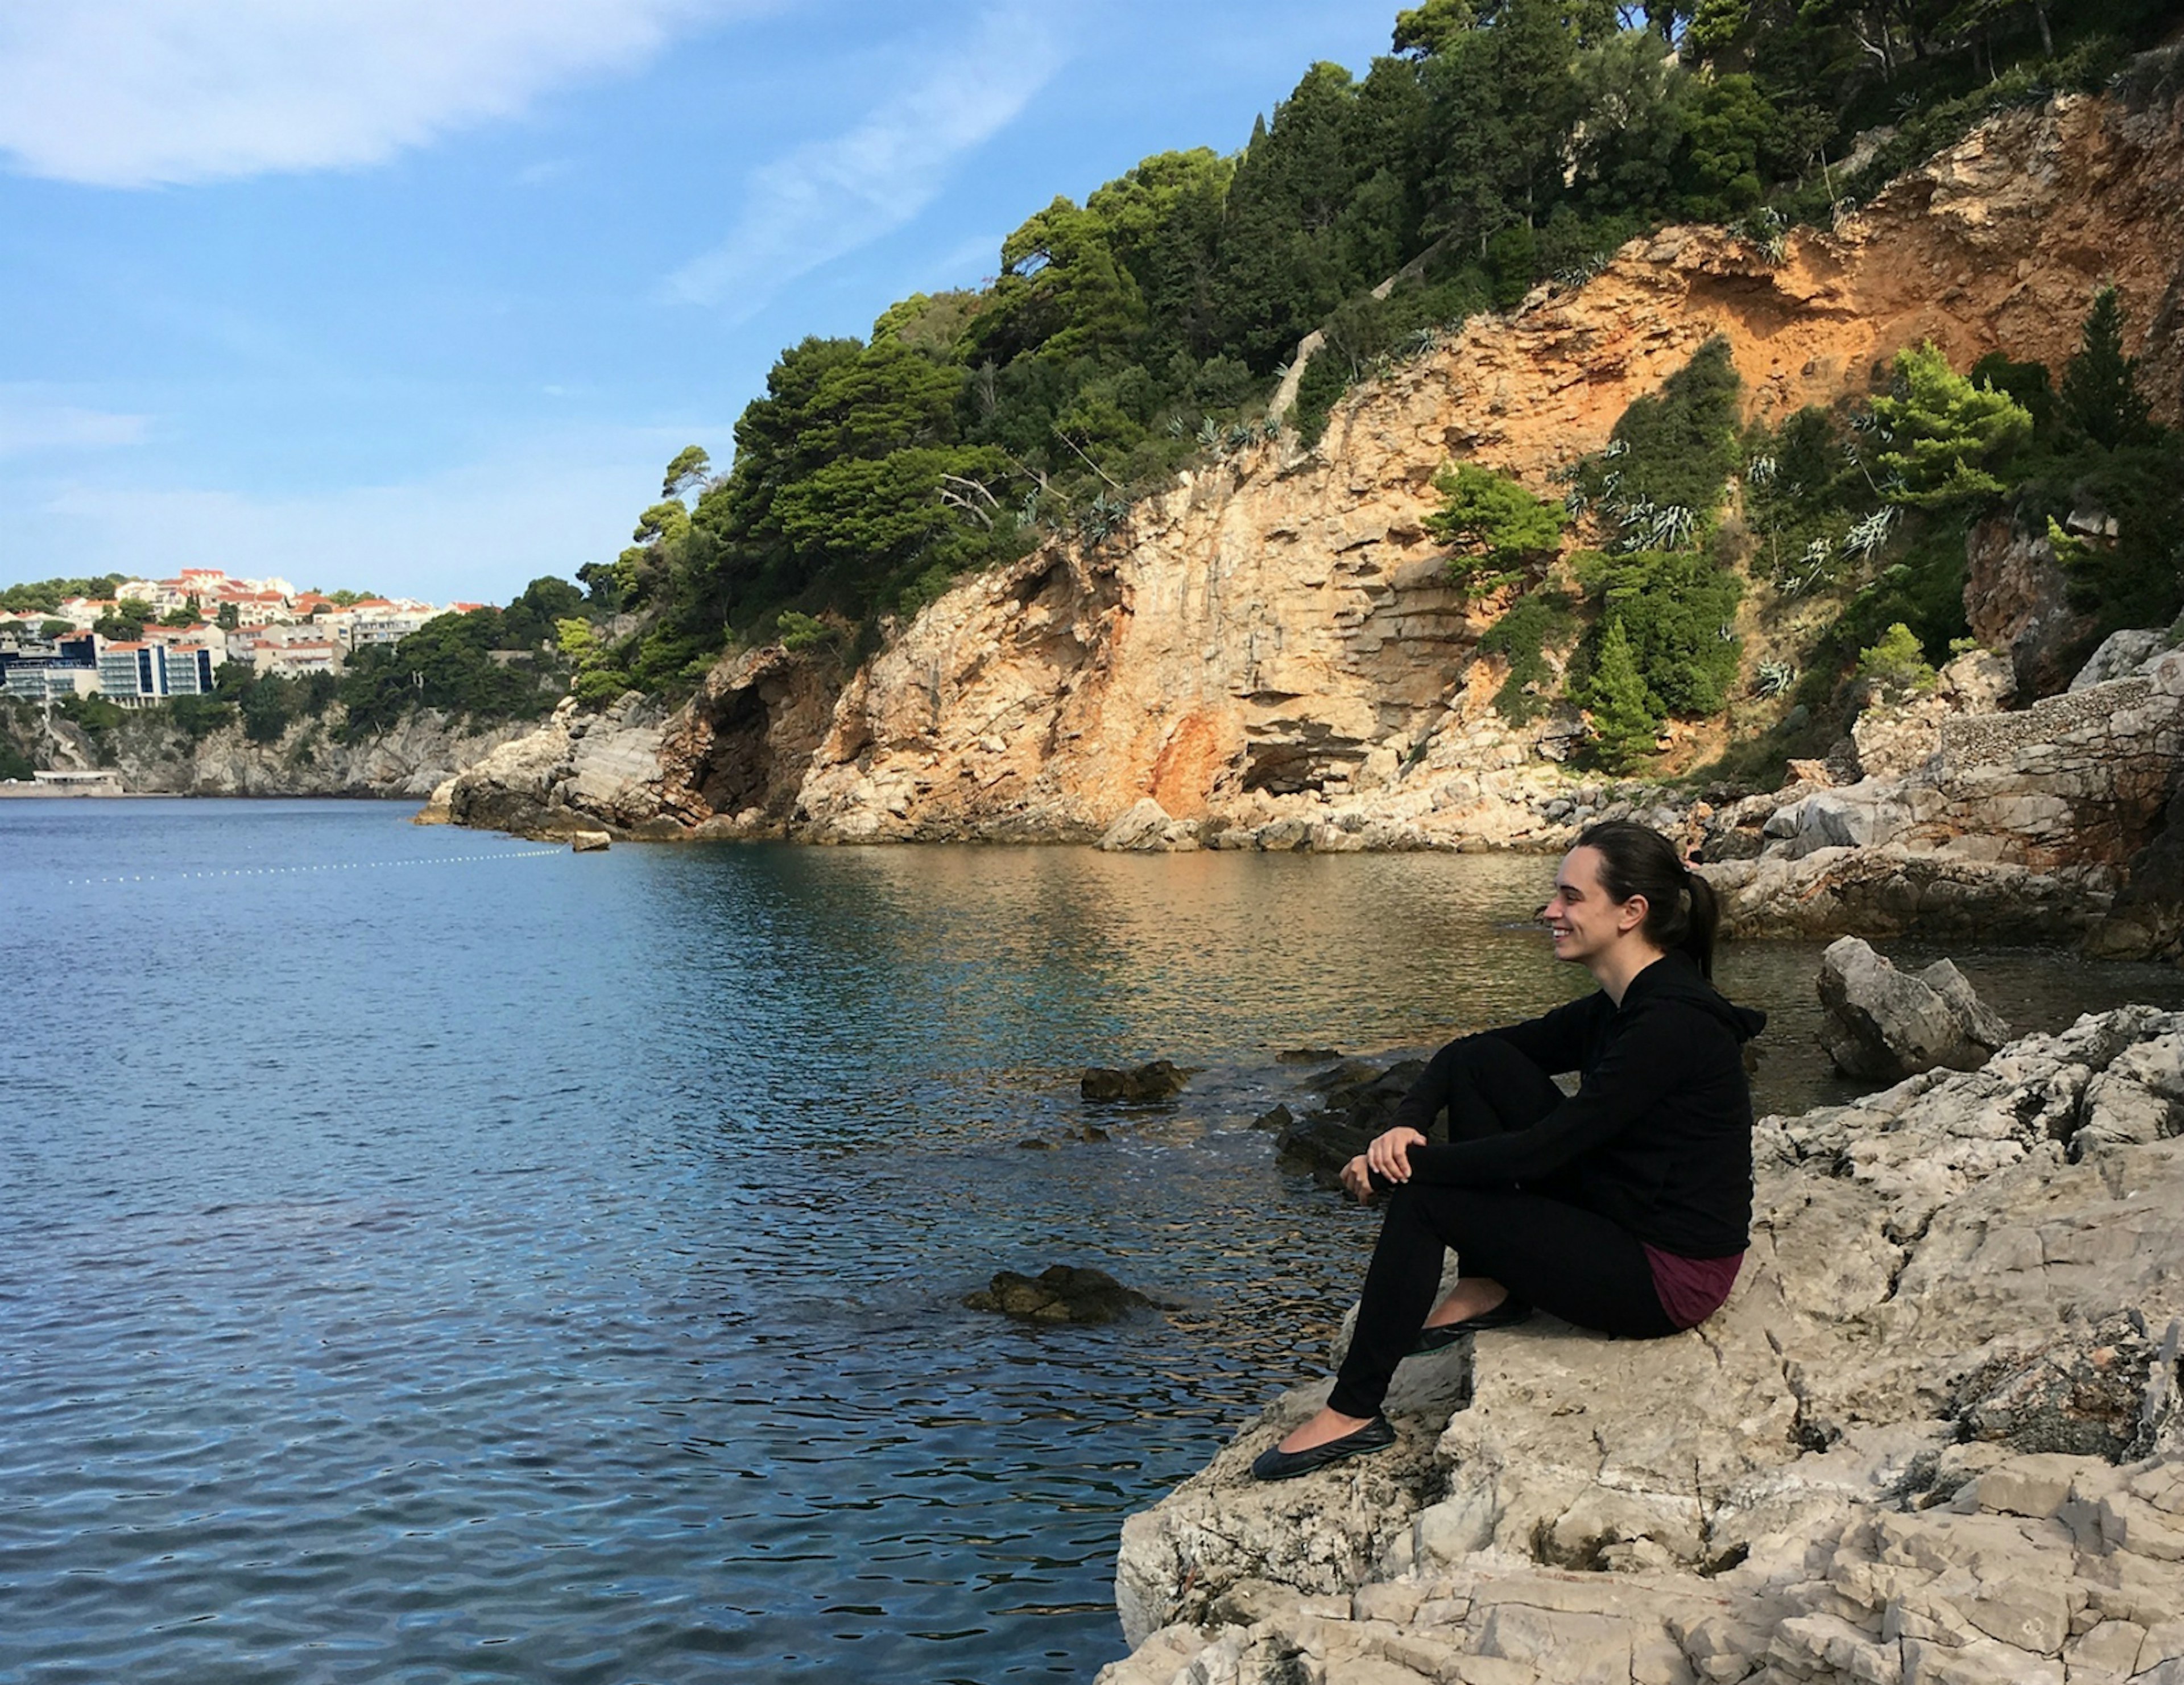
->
[[1428, 462, 1566, 596], [1870, 342, 2034, 507], [581, 0, 2173, 700], [1477, 588, 1576, 723], [1855, 621, 1939, 700]]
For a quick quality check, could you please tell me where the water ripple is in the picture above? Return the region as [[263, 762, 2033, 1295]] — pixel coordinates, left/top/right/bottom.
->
[[6, 800, 2183, 1681]]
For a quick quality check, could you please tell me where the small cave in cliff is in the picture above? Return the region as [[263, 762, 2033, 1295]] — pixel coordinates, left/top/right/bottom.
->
[[1242, 727, 1367, 798], [693, 684, 776, 820]]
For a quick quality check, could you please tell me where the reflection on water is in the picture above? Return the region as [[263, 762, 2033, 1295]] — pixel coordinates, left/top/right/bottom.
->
[[4, 802, 2181, 1683]]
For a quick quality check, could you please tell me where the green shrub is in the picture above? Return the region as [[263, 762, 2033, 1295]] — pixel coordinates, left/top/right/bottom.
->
[[1478, 590, 1575, 722], [1869, 342, 2032, 507], [1855, 621, 1938, 700], [1427, 463, 1565, 597], [1594, 337, 1743, 523], [776, 610, 841, 653], [2059, 284, 2157, 451], [1585, 620, 1661, 771], [1578, 548, 1744, 717]]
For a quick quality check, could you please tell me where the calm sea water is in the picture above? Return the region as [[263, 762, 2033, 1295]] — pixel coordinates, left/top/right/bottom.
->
[[6, 799, 2182, 1684]]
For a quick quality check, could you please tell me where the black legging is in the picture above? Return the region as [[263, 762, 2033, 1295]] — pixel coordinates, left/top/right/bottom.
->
[[1326, 1035, 1678, 1420]]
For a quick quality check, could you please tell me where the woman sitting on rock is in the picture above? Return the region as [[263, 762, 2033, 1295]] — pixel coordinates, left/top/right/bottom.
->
[[1253, 820, 1766, 1481]]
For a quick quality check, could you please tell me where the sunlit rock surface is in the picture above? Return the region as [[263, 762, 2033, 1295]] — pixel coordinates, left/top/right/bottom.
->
[[1099, 1005, 2184, 1684]]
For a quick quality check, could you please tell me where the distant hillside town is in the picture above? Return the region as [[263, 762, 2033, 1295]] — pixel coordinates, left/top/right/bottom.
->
[[0, 569, 489, 705]]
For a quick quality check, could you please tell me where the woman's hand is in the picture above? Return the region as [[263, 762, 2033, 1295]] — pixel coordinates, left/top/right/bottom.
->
[[1339, 1154, 1376, 1203], [1366, 1126, 1427, 1186]]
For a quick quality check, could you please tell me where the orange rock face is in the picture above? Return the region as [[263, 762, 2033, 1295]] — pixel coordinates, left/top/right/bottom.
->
[[783, 92, 2184, 845], [456, 89, 2184, 852]]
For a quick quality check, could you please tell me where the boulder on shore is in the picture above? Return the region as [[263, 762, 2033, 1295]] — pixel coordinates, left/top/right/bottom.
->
[[1817, 935, 2012, 1080], [1272, 1059, 1429, 1187]]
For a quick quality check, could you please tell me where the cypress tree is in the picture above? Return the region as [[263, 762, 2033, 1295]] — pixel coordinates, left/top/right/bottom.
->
[[2059, 285, 2156, 451], [1586, 618, 1661, 771]]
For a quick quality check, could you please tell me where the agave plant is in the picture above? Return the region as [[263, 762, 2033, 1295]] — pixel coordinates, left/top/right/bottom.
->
[[1165, 414, 1189, 438], [1552, 251, 1609, 290], [1841, 506, 1899, 561], [1255, 416, 1282, 443], [1226, 423, 1255, 452], [1082, 492, 1134, 542], [1649, 503, 1697, 550], [1745, 455, 1777, 487], [1776, 537, 1833, 596], [1563, 488, 1590, 518], [1398, 327, 1442, 360], [1017, 490, 1043, 526], [1734, 207, 1789, 266], [1604, 439, 1629, 460], [1196, 418, 1223, 450], [1754, 658, 1797, 697]]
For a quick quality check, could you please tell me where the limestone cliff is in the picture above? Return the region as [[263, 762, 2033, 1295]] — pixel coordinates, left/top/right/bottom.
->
[[450, 80, 2184, 860], [13, 703, 528, 799]]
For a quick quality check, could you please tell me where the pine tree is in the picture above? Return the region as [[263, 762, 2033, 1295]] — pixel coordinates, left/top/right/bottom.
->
[[2059, 285, 2156, 451], [1870, 341, 2032, 507], [1586, 618, 1661, 771]]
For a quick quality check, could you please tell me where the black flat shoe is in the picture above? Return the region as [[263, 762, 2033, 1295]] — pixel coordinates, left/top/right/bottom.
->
[[1250, 1415, 1396, 1482], [1409, 1295, 1534, 1354]]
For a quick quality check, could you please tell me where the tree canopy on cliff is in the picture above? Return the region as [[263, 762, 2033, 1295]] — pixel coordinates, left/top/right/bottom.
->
[[579, 0, 2177, 704]]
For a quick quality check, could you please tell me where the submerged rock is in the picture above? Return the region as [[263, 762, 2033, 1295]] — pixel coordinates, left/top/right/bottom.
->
[[1273, 1058, 1429, 1186], [1817, 935, 2012, 1080], [963, 1265, 1158, 1324], [1081, 1060, 1190, 1103]]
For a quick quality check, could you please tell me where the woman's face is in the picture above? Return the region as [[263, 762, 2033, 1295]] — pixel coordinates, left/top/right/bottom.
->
[[1542, 845, 1639, 964]]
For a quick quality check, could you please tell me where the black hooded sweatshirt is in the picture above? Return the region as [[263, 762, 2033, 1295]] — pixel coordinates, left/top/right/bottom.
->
[[1387, 950, 1767, 1258]]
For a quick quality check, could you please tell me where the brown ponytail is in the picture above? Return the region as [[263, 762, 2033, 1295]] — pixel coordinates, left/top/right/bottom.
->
[[1575, 819, 1720, 980]]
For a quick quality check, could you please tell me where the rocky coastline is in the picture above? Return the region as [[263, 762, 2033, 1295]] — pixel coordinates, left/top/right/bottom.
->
[[434, 84, 2184, 952], [1097, 1003, 2184, 1685], [7, 700, 528, 802]]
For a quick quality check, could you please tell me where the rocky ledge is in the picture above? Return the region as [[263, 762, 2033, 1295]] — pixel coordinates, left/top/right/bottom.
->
[[1098, 1002, 2184, 1684]]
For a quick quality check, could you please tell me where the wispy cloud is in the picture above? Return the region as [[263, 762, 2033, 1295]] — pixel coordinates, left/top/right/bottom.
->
[[664, 6, 1065, 317], [0, 0, 751, 188], [0, 391, 149, 457]]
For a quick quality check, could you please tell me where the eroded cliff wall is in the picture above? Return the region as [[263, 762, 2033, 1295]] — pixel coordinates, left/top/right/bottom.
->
[[452, 83, 2184, 854]]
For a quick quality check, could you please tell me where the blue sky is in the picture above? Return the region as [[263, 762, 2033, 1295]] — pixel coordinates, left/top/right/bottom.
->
[[0, 0, 1401, 605]]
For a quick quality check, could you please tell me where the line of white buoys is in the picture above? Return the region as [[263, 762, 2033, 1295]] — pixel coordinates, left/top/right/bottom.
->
[[67, 849, 561, 886]]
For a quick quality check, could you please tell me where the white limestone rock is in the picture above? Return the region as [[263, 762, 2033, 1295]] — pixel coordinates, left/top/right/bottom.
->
[[1817, 937, 2013, 1081]]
